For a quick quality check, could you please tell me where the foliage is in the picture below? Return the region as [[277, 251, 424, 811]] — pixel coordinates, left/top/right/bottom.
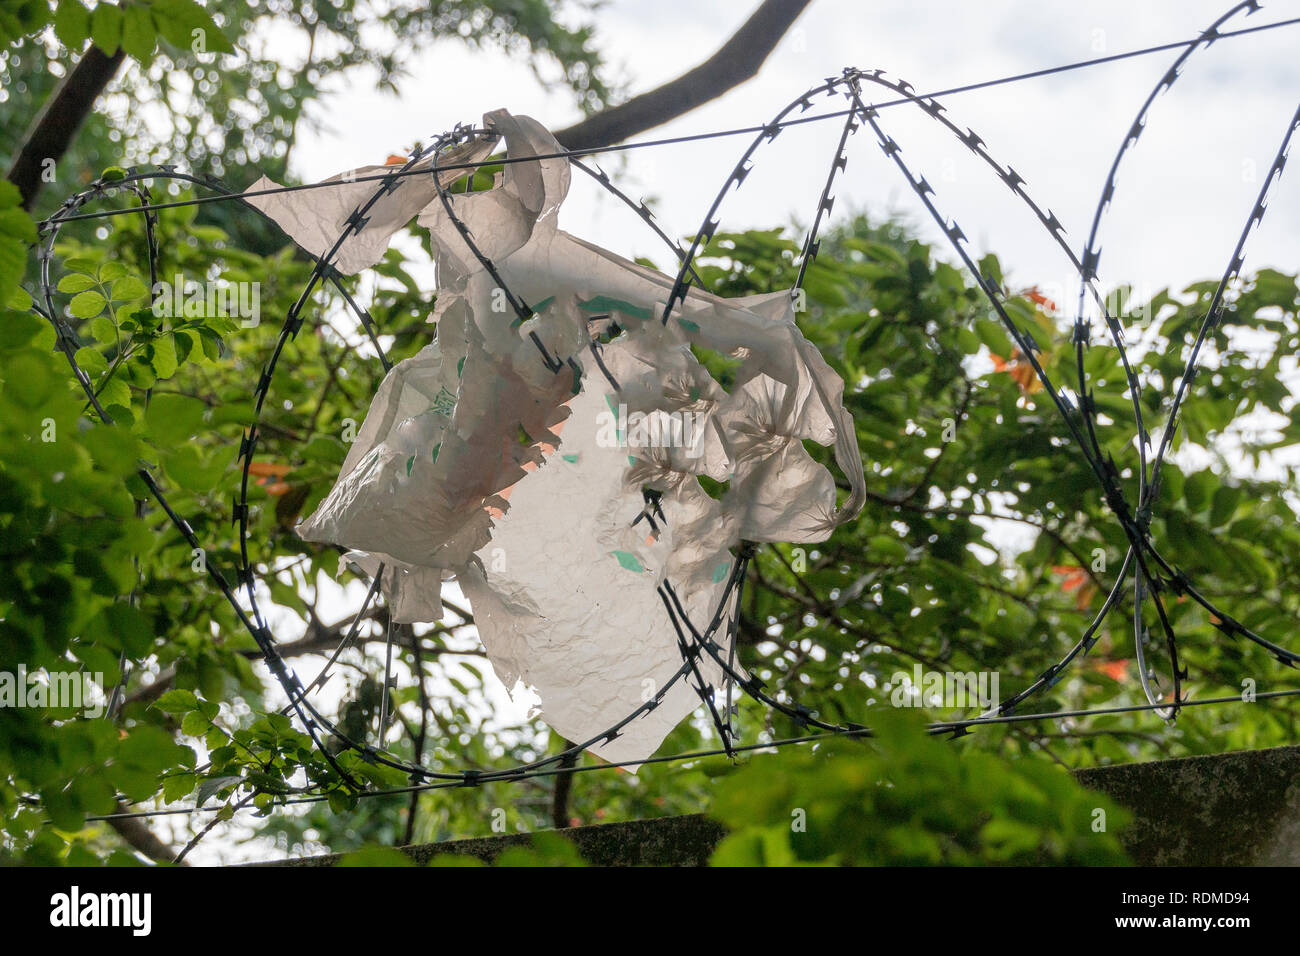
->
[[3, 186, 1298, 863], [332, 715, 1131, 867], [333, 830, 587, 867], [707, 711, 1130, 866], [0, 181, 185, 863], [0, 0, 610, 225], [1, 7, 1298, 866], [1, 0, 232, 58]]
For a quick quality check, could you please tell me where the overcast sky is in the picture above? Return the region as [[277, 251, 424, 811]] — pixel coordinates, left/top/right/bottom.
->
[[295, 0, 1300, 302]]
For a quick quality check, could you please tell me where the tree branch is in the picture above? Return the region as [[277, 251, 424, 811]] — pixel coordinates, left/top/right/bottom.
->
[[5, 44, 125, 210], [123, 611, 477, 707], [108, 802, 186, 865], [403, 624, 430, 846], [9, 1, 807, 211], [550, 736, 579, 830], [552, 0, 812, 151]]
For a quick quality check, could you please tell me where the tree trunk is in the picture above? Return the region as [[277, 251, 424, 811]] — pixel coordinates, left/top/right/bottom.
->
[[6, 1, 810, 210], [108, 803, 186, 865], [5, 44, 125, 210]]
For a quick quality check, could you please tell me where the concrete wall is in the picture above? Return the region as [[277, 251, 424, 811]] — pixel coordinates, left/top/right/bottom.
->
[[1075, 743, 1300, 866], [256, 743, 1300, 866]]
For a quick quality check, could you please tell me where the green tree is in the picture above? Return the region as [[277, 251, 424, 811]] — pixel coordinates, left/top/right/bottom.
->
[[1, 2, 1297, 867], [708, 711, 1131, 866]]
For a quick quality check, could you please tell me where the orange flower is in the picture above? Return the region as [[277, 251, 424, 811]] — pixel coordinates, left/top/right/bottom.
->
[[990, 349, 1044, 396], [248, 460, 292, 497], [1021, 285, 1057, 313], [1051, 564, 1097, 611], [1094, 658, 1130, 682]]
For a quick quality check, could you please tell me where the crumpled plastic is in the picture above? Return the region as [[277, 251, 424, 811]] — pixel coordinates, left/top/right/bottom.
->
[[248, 109, 866, 764]]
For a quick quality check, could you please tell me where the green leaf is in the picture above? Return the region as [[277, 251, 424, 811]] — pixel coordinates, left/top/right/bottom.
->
[[868, 534, 909, 560], [327, 789, 358, 814], [104, 603, 154, 656], [43, 787, 86, 832], [89, 2, 122, 54], [163, 444, 225, 490], [111, 275, 148, 301], [163, 773, 197, 802], [53, 0, 90, 49], [335, 846, 417, 868], [69, 290, 107, 319], [196, 775, 241, 805], [120, 2, 156, 62], [1208, 485, 1240, 528], [89, 315, 118, 346], [197, 326, 223, 361], [57, 273, 97, 294], [6, 283, 33, 310], [0, 207, 36, 242], [180, 711, 210, 737], [97, 373, 132, 413], [149, 333, 178, 379], [3, 353, 54, 408], [119, 725, 187, 775], [1183, 469, 1215, 512], [145, 392, 206, 444], [154, 689, 199, 714], [152, 0, 234, 54], [62, 256, 98, 273], [99, 261, 129, 282], [0, 240, 26, 300], [977, 252, 1004, 289], [70, 773, 117, 817], [0, 309, 42, 349], [73, 346, 109, 377]]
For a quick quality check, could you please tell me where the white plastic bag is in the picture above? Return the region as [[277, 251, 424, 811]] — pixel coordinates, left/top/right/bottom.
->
[[253, 110, 865, 763]]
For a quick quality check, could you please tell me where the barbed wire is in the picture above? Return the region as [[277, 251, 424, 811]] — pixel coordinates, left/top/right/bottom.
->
[[78, 688, 1300, 824], [27, 1, 1300, 825], [33, 10, 1300, 230]]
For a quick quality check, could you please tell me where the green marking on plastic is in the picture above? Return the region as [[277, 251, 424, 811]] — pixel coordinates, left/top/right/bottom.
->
[[605, 394, 627, 442], [611, 550, 645, 573], [562, 453, 579, 464], [580, 295, 651, 321], [432, 386, 457, 416], [676, 317, 700, 333], [514, 295, 555, 330], [712, 561, 731, 583], [627, 455, 636, 466]]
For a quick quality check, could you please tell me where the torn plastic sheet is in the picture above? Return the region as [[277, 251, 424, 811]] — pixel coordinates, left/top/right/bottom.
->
[[252, 109, 865, 764]]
